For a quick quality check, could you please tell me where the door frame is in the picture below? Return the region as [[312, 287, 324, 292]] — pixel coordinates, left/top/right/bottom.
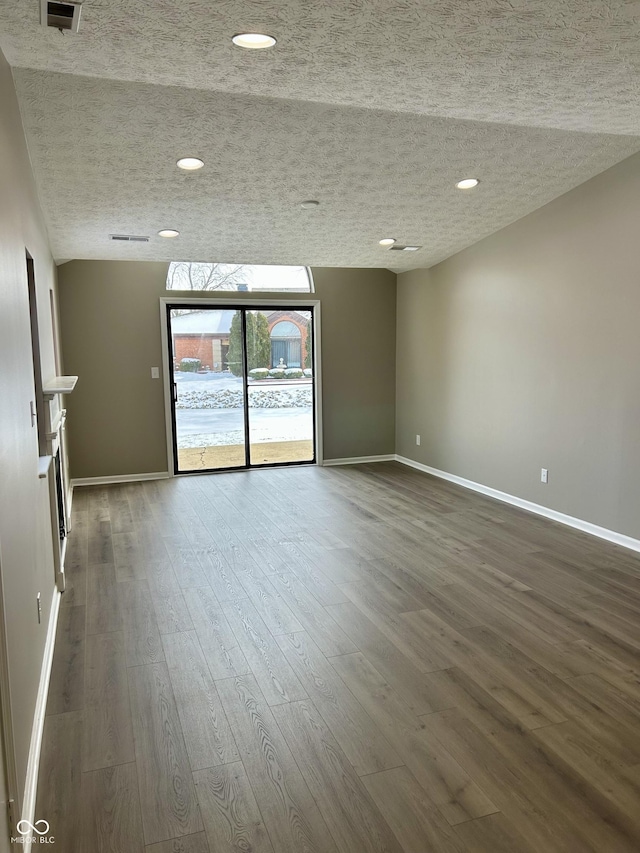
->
[[159, 297, 323, 476]]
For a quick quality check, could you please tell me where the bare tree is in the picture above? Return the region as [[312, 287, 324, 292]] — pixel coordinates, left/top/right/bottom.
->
[[167, 262, 252, 292]]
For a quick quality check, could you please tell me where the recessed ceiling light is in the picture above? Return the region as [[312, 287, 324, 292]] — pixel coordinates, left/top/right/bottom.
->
[[403, 246, 421, 251], [300, 200, 320, 209], [232, 33, 277, 49], [158, 229, 180, 238], [456, 178, 479, 189], [177, 157, 204, 171], [379, 238, 396, 246]]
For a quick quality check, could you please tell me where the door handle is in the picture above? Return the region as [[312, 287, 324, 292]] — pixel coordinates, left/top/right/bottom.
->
[[173, 382, 177, 403]]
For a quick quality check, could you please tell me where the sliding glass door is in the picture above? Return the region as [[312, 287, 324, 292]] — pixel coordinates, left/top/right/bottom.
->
[[167, 305, 315, 473], [245, 309, 314, 466]]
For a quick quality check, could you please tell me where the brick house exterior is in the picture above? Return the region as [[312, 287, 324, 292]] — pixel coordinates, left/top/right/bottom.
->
[[173, 335, 226, 370], [171, 309, 310, 371], [267, 310, 310, 369]]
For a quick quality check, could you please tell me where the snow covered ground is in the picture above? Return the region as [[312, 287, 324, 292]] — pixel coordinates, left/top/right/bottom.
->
[[177, 386, 312, 409], [175, 407, 313, 448], [174, 371, 314, 447], [175, 372, 312, 409]]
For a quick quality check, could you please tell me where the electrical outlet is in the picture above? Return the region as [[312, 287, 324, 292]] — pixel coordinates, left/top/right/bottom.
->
[[416, 434, 421, 446], [541, 468, 548, 484], [151, 367, 160, 379]]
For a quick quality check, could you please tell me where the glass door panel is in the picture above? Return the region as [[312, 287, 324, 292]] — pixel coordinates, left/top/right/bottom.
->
[[168, 307, 248, 472], [245, 309, 315, 466]]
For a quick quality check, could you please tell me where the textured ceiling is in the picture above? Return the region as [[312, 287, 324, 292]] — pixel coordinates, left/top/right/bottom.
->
[[2, 1, 640, 134], [2, 1, 640, 269], [14, 69, 640, 268]]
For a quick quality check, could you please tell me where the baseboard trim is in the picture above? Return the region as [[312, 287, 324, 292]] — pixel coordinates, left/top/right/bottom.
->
[[396, 455, 640, 553], [21, 586, 60, 846], [70, 471, 170, 487], [322, 454, 396, 467]]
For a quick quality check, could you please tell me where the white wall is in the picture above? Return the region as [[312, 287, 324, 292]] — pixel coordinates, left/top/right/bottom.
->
[[0, 45, 60, 823]]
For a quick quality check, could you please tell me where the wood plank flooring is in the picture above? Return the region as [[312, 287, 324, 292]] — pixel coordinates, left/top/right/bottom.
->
[[37, 462, 640, 851]]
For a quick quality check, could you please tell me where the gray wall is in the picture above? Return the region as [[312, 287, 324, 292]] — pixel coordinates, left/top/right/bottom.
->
[[58, 263, 397, 477], [397, 151, 640, 540], [0, 46, 59, 816]]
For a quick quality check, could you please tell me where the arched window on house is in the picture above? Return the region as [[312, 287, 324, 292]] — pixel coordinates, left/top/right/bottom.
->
[[270, 320, 302, 368]]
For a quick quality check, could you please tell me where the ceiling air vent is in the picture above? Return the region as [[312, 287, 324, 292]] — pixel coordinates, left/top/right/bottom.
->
[[41, 0, 82, 33], [110, 234, 150, 243], [389, 245, 422, 252]]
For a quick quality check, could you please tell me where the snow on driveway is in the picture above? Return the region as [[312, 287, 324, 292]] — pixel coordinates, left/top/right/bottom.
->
[[176, 406, 313, 447]]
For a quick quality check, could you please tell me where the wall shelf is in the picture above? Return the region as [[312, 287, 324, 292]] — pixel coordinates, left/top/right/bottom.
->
[[38, 455, 53, 479], [43, 375, 78, 399], [46, 408, 66, 442]]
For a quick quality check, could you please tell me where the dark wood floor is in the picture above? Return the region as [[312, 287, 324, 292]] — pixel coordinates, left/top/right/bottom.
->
[[38, 462, 640, 852]]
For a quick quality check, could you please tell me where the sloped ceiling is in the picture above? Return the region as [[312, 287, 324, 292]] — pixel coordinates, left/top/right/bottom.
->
[[1, 0, 640, 269]]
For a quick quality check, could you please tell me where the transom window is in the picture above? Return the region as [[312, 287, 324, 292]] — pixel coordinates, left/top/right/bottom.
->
[[166, 262, 313, 292]]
